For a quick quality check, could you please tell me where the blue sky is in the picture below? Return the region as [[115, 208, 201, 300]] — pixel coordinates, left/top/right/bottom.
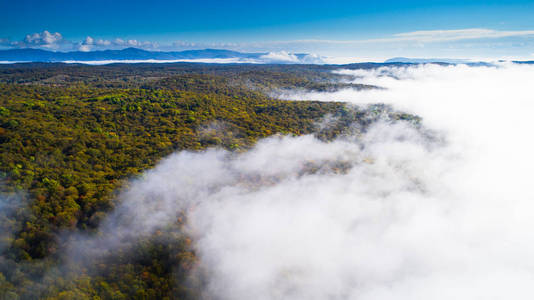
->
[[2, 0, 534, 60]]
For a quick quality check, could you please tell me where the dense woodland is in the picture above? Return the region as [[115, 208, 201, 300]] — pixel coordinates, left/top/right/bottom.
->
[[0, 63, 417, 299]]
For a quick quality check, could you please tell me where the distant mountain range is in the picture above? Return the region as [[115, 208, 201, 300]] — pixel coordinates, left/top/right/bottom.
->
[[0, 47, 324, 64], [1, 49, 530, 65], [0, 48, 263, 61]]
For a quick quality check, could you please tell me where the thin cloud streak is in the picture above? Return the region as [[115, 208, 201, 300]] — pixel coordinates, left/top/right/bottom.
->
[[248, 28, 534, 45]]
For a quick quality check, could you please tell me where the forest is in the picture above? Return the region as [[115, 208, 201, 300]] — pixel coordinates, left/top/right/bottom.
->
[[0, 62, 417, 299]]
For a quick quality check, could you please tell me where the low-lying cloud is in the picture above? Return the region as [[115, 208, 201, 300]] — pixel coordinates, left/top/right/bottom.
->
[[259, 51, 325, 64]]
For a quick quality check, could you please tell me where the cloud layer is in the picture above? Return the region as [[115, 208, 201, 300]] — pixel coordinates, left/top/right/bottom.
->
[[22, 31, 64, 49]]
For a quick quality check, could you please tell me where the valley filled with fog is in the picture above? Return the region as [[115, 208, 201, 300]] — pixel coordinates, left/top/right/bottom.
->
[[2, 62, 534, 299]]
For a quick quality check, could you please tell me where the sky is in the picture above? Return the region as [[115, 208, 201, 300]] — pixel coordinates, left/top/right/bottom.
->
[[2, 0, 534, 61]]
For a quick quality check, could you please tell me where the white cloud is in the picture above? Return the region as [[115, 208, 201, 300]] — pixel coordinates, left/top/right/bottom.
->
[[96, 39, 111, 46], [259, 51, 325, 64], [78, 44, 91, 52], [260, 51, 300, 63], [76, 35, 159, 51], [84, 36, 94, 45], [18, 30, 64, 49], [108, 38, 157, 48], [174, 64, 534, 299]]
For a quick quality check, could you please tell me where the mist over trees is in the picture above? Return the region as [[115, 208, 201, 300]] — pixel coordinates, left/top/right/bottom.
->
[[0, 63, 413, 299]]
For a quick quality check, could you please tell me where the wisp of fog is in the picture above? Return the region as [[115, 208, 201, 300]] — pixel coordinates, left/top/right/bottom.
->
[[70, 63, 534, 299]]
